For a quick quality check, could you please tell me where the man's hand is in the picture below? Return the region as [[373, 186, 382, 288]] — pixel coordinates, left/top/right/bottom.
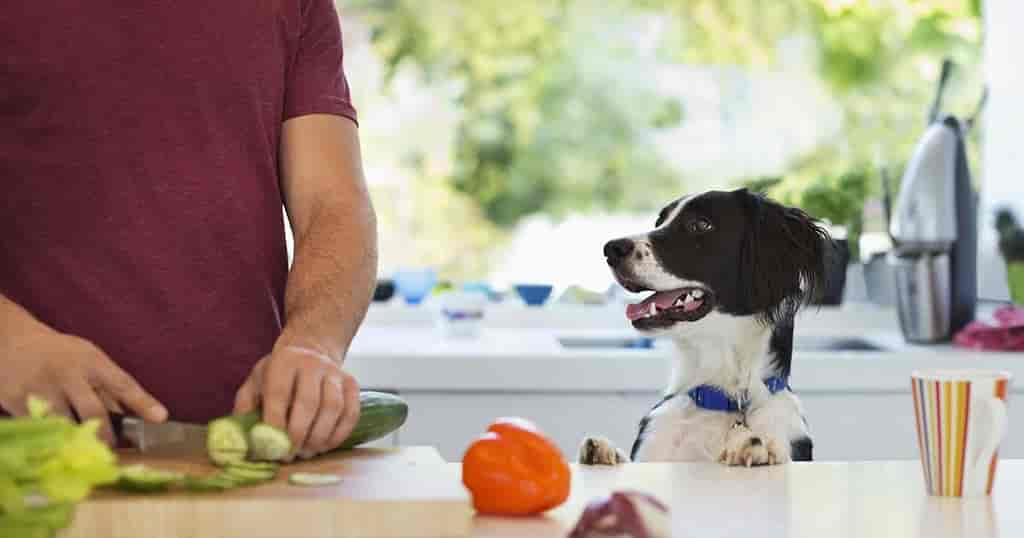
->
[[0, 331, 168, 445], [234, 345, 360, 458]]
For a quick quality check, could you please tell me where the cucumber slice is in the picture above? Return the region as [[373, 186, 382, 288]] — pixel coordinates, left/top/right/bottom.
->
[[249, 423, 292, 462], [223, 465, 277, 483], [183, 473, 239, 492], [116, 464, 183, 492], [220, 473, 269, 487], [206, 412, 260, 466], [223, 461, 279, 473], [288, 472, 342, 487]]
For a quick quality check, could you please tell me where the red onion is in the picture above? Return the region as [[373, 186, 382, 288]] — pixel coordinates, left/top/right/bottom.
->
[[568, 490, 670, 538]]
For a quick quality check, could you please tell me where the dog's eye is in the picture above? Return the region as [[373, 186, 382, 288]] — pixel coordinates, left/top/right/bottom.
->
[[689, 218, 713, 234]]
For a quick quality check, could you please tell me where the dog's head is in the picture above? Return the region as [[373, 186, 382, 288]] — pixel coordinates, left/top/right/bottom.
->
[[606, 188, 831, 333]]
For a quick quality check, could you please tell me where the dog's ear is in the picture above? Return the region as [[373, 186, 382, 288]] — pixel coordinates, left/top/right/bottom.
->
[[734, 189, 832, 325]]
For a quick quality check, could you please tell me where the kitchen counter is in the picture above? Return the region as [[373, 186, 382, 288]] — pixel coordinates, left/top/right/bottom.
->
[[346, 302, 1023, 462], [349, 302, 1022, 393], [346, 326, 1023, 394], [471, 460, 1023, 538]]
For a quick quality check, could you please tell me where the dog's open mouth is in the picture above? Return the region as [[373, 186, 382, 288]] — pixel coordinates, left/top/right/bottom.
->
[[625, 287, 714, 329]]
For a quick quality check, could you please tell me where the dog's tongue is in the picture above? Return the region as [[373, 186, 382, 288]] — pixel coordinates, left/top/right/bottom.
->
[[626, 290, 686, 321]]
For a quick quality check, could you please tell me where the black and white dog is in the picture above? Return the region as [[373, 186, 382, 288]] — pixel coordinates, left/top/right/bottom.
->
[[579, 189, 832, 466]]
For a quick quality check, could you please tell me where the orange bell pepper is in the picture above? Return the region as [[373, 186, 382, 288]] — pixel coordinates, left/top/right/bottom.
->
[[461, 417, 572, 516]]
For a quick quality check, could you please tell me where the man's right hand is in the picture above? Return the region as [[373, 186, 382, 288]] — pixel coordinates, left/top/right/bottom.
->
[[0, 330, 168, 444]]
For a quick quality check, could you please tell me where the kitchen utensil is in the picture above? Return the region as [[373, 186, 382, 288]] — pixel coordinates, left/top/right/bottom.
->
[[461, 281, 494, 299], [122, 417, 207, 453], [890, 251, 952, 343], [911, 369, 1011, 497], [863, 252, 896, 306], [889, 58, 979, 343], [63, 447, 472, 538], [513, 284, 553, 307], [393, 268, 438, 305], [373, 279, 396, 302]]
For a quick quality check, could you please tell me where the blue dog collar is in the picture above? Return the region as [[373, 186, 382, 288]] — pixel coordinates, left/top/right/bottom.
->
[[687, 376, 789, 412]]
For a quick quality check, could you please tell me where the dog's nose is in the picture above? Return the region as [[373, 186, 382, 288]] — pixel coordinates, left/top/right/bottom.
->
[[604, 239, 635, 266]]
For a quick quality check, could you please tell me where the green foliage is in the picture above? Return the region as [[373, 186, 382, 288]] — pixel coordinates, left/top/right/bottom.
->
[[995, 208, 1024, 261], [995, 208, 1018, 236], [742, 176, 784, 194], [350, 0, 684, 227], [344, 0, 983, 277], [796, 169, 869, 227], [771, 168, 870, 262]]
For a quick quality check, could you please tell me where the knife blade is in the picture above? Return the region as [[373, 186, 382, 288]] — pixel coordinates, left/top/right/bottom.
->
[[124, 417, 208, 453]]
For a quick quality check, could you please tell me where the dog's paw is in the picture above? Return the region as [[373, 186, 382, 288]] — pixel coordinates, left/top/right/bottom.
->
[[578, 436, 629, 465], [718, 425, 785, 467]]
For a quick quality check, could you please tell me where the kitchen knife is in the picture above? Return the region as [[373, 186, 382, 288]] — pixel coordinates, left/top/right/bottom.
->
[[123, 417, 208, 453]]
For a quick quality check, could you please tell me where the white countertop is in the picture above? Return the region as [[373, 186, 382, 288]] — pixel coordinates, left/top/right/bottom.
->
[[347, 306, 1023, 393], [470, 460, 1023, 538]]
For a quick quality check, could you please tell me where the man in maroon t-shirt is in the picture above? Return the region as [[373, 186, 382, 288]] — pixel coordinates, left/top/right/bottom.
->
[[1, 0, 376, 457]]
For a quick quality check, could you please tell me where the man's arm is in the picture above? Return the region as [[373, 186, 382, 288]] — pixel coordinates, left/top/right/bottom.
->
[[235, 115, 377, 456], [277, 116, 377, 357]]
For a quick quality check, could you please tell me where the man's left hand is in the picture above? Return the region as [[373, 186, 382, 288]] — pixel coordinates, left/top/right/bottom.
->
[[234, 345, 360, 458]]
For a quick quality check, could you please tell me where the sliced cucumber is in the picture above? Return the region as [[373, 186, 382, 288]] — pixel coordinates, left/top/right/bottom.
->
[[288, 472, 342, 487], [249, 423, 293, 462], [223, 465, 277, 484], [116, 464, 183, 492], [183, 474, 237, 492], [203, 392, 409, 466], [223, 461, 279, 473], [206, 412, 261, 466], [219, 474, 269, 487]]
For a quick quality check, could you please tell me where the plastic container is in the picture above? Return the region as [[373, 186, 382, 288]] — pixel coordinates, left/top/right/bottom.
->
[[436, 291, 488, 338]]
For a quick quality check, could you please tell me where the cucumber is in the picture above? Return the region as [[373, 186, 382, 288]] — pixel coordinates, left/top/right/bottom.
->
[[249, 423, 293, 462], [206, 412, 260, 466], [183, 474, 237, 492], [116, 464, 183, 492], [204, 391, 409, 464], [288, 472, 342, 487], [338, 391, 409, 450]]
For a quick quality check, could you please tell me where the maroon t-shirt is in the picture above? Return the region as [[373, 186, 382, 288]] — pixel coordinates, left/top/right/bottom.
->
[[1, 1, 357, 422]]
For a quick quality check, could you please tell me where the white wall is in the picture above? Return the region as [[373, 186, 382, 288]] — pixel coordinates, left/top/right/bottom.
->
[[980, 0, 1024, 300]]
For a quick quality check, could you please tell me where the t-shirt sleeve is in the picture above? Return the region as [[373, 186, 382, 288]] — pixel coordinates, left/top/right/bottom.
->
[[283, 0, 358, 124]]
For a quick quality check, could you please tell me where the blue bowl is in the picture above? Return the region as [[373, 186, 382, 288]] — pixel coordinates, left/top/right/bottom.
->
[[514, 284, 553, 307], [393, 268, 438, 305]]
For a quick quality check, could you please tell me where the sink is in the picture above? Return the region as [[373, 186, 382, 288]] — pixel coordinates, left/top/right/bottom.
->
[[558, 335, 655, 350], [556, 332, 900, 352], [793, 335, 894, 352]]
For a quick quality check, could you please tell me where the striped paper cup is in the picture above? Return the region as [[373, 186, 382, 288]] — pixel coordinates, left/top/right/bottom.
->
[[911, 370, 1011, 497]]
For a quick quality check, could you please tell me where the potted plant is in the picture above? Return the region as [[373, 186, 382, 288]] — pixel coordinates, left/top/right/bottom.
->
[[789, 170, 869, 305], [995, 208, 1024, 304], [743, 171, 869, 305]]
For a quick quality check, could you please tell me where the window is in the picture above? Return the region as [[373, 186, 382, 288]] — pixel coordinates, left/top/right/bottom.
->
[[335, 1, 991, 296]]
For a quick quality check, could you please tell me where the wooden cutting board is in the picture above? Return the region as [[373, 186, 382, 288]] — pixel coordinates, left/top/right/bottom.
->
[[62, 446, 473, 538]]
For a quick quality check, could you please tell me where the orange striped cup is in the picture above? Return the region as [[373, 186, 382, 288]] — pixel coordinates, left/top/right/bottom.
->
[[911, 369, 1011, 497]]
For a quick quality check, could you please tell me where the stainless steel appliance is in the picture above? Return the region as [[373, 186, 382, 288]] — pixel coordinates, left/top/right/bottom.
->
[[889, 60, 980, 343]]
